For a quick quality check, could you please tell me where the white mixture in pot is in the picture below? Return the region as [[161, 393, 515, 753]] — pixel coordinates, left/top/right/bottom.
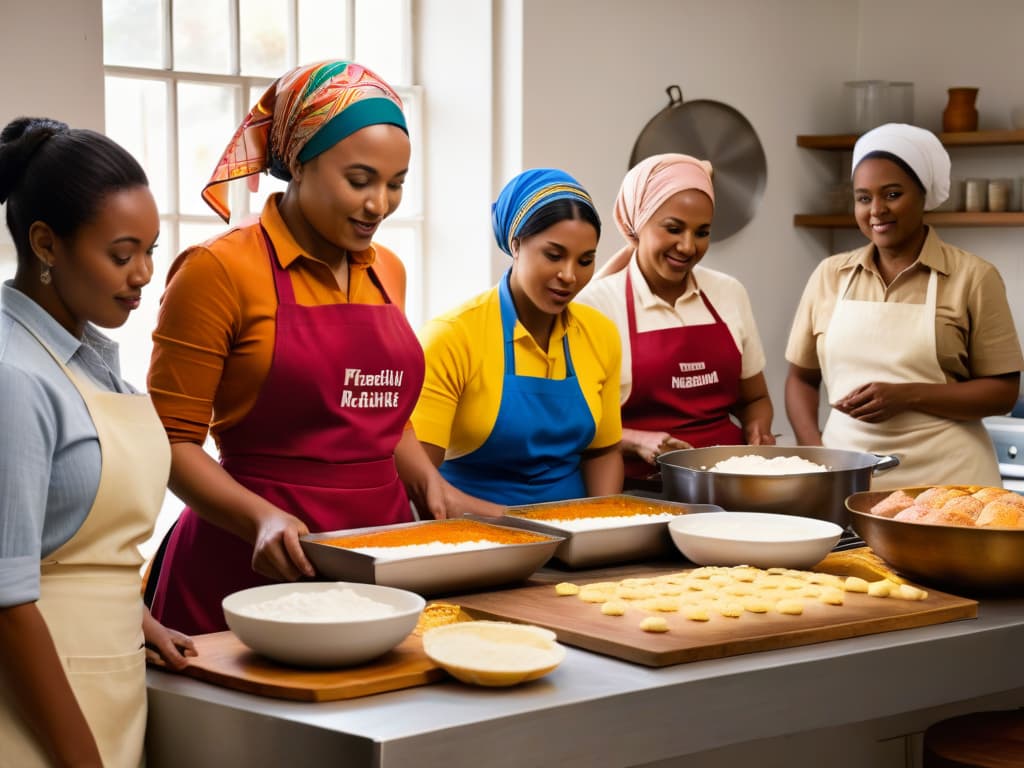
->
[[708, 455, 829, 475], [237, 588, 398, 621]]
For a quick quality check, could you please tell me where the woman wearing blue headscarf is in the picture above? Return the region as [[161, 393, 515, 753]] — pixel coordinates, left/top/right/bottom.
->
[[412, 169, 623, 505]]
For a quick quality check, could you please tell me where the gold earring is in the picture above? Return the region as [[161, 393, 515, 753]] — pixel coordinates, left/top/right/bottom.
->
[[40, 265, 52, 285]]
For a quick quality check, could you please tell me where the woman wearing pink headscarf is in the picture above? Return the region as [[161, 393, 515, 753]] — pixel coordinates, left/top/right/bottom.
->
[[576, 153, 774, 485]]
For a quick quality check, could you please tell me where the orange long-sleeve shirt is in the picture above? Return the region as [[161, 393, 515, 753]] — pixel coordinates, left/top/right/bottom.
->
[[148, 194, 407, 447]]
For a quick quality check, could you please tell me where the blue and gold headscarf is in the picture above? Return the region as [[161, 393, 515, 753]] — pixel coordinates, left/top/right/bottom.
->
[[491, 168, 596, 255]]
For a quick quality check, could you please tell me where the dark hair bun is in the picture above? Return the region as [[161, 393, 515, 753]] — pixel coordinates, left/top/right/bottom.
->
[[0, 116, 70, 204]]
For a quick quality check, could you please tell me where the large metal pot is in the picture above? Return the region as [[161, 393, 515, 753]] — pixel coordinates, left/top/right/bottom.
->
[[847, 488, 1024, 595], [657, 446, 898, 526]]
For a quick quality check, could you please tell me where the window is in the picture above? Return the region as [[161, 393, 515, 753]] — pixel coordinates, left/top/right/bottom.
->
[[102, 0, 422, 391]]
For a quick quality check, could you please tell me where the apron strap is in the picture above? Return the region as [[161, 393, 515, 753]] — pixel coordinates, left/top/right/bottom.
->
[[498, 268, 574, 378]]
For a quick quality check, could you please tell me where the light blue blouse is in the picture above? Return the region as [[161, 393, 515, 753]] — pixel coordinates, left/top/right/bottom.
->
[[0, 281, 133, 607]]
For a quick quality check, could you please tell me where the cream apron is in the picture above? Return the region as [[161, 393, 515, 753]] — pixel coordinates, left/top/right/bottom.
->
[[0, 338, 170, 768], [821, 266, 1001, 491]]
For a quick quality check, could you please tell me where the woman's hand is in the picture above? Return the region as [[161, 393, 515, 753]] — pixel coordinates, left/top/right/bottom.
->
[[251, 508, 315, 581], [832, 382, 909, 423], [142, 608, 197, 671], [622, 428, 691, 466], [745, 424, 777, 445]]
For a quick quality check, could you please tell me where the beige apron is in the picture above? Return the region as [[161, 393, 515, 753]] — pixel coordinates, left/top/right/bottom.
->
[[0, 339, 170, 768], [821, 266, 1001, 491]]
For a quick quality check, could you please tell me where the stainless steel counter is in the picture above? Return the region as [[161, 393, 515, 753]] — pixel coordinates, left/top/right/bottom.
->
[[146, 598, 1024, 768]]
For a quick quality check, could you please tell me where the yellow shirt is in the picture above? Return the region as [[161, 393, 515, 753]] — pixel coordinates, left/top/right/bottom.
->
[[785, 228, 1023, 381], [413, 286, 622, 460]]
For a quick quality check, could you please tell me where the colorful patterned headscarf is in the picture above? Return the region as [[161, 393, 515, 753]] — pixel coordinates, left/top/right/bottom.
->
[[201, 60, 407, 222], [598, 153, 714, 277], [491, 168, 596, 256]]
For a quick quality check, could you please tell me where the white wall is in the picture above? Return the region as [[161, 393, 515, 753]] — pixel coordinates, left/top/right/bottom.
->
[[0, 0, 105, 266]]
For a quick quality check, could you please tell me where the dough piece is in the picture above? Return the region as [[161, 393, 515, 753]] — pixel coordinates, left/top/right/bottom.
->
[[742, 598, 771, 614], [640, 616, 670, 633], [892, 584, 928, 601], [717, 602, 744, 618], [870, 489, 916, 518], [776, 598, 804, 616], [867, 579, 894, 597], [601, 600, 627, 616], [652, 597, 682, 613], [578, 589, 609, 604], [819, 587, 845, 606], [554, 582, 580, 596], [976, 501, 1022, 528], [683, 605, 711, 622], [845, 576, 870, 593], [914, 486, 967, 509]]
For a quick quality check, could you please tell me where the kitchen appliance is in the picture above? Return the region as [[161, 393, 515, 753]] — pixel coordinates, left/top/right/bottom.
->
[[629, 85, 767, 241], [656, 445, 899, 526], [983, 403, 1024, 494]]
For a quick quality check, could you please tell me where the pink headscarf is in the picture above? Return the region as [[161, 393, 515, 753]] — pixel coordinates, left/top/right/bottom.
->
[[599, 153, 715, 277]]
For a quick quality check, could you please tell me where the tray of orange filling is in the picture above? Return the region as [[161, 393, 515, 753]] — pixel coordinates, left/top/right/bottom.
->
[[300, 519, 564, 596], [492, 494, 723, 568]]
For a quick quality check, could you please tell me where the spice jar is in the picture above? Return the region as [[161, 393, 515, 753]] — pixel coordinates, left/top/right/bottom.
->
[[964, 178, 987, 212], [987, 179, 1012, 212]]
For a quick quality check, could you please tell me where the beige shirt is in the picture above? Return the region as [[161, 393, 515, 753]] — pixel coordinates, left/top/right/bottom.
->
[[576, 257, 767, 403], [785, 228, 1023, 381]]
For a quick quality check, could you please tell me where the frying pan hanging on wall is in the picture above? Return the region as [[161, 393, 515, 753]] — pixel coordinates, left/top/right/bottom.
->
[[630, 86, 767, 241]]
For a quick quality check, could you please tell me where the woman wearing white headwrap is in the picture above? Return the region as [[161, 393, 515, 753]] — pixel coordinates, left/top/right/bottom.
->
[[785, 124, 1022, 489]]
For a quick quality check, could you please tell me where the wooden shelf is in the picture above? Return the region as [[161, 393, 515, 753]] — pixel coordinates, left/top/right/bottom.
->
[[794, 212, 1024, 228], [796, 129, 1024, 150]]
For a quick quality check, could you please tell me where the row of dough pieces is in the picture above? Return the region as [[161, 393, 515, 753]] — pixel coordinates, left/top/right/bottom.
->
[[554, 565, 928, 633]]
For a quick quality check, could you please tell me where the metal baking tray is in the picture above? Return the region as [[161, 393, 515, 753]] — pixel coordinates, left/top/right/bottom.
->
[[299, 519, 564, 597], [490, 494, 723, 568]]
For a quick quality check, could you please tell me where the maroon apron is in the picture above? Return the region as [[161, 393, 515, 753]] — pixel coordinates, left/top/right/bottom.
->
[[621, 269, 743, 480], [150, 228, 425, 635]]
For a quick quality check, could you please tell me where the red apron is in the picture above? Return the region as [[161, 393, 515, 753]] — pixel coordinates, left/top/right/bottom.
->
[[621, 269, 743, 480], [150, 228, 425, 635]]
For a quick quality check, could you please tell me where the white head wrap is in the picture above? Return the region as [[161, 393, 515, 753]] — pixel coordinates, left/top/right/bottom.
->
[[851, 123, 951, 211]]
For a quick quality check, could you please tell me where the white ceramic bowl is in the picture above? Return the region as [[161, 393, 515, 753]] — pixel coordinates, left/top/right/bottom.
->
[[422, 621, 566, 687], [222, 581, 425, 668], [668, 511, 843, 569]]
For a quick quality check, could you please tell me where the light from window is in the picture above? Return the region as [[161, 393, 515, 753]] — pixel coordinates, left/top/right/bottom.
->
[[173, 0, 233, 74], [299, 0, 352, 64], [102, 0, 164, 68], [355, 0, 408, 86], [104, 76, 170, 211], [177, 83, 240, 215], [240, 0, 291, 77]]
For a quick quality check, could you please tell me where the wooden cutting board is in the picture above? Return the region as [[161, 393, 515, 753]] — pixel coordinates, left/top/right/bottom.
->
[[152, 631, 445, 701], [454, 566, 978, 667]]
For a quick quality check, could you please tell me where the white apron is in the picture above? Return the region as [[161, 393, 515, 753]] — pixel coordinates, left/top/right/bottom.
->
[[821, 266, 1001, 491], [0, 338, 170, 768]]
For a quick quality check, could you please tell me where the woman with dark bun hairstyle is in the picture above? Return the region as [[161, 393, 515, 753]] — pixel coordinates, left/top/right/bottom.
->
[[0, 117, 194, 767]]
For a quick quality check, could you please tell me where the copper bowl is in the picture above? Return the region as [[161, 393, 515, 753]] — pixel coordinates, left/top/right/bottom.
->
[[846, 487, 1024, 594]]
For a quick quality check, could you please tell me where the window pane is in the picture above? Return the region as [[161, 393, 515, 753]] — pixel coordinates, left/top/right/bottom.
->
[[395, 87, 420, 216], [103, 0, 165, 67], [240, 0, 290, 77], [177, 82, 238, 214], [173, 0, 232, 73], [299, 0, 351, 63], [105, 77, 170, 211], [354, 0, 407, 85], [179, 220, 230, 252]]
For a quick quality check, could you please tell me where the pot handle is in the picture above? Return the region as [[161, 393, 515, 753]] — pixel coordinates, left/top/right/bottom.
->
[[870, 454, 900, 474], [665, 85, 683, 107]]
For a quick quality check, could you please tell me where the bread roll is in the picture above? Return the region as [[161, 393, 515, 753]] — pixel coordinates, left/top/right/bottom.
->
[[914, 486, 968, 509], [918, 507, 976, 527], [870, 489, 916, 518], [994, 492, 1024, 510], [893, 505, 933, 523], [939, 495, 983, 520], [976, 501, 1022, 528], [971, 486, 1013, 504]]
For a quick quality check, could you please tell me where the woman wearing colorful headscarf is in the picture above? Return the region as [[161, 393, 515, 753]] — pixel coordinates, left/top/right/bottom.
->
[[785, 123, 1022, 489], [576, 154, 774, 485], [148, 61, 497, 636], [412, 169, 623, 504]]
